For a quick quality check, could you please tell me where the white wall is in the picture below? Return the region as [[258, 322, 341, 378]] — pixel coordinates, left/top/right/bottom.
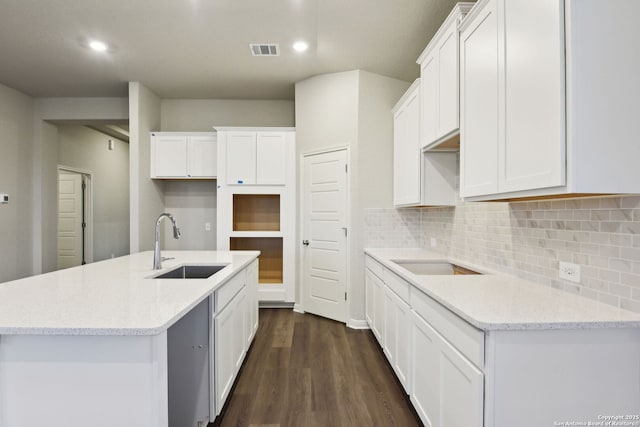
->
[[33, 97, 129, 273], [57, 126, 130, 261], [350, 71, 410, 321], [163, 181, 217, 250], [295, 70, 360, 314], [294, 70, 409, 325], [160, 99, 295, 131], [0, 83, 34, 282], [129, 82, 164, 253]]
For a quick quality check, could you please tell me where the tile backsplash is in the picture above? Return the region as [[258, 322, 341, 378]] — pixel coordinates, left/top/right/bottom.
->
[[364, 196, 640, 313]]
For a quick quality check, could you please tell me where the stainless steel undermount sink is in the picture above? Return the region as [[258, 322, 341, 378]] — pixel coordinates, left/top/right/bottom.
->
[[391, 260, 480, 275], [150, 264, 229, 279]]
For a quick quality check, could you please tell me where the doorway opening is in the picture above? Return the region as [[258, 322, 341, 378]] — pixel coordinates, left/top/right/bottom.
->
[[57, 167, 93, 269]]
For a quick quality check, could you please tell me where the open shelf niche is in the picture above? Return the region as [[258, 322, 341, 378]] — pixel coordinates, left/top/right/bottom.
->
[[232, 194, 280, 231], [230, 237, 283, 284]]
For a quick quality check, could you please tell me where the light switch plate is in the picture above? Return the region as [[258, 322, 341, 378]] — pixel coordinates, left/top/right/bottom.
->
[[0, 194, 8, 204]]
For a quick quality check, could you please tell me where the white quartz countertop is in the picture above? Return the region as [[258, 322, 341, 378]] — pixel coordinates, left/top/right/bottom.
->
[[365, 248, 640, 331], [0, 251, 258, 336]]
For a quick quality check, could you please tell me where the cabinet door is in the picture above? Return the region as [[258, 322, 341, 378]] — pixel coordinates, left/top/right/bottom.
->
[[411, 311, 440, 427], [373, 272, 385, 347], [393, 84, 421, 206], [153, 135, 188, 177], [411, 311, 484, 427], [215, 287, 246, 413], [256, 132, 287, 185], [394, 294, 411, 392], [366, 269, 384, 345], [437, 22, 460, 137], [365, 269, 375, 330], [383, 287, 397, 364], [438, 331, 484, 427], [386, 287, 411, 392], [500, 0, 565, 193], [420, 55, 439, 147], [246, 260, 259, 346], [226, 132, 256, 185], [460, 0, 500, 197], [188, 136, 217, 178]]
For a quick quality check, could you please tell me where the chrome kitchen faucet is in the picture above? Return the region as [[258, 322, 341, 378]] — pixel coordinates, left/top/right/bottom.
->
[[153, 213, 181, 270]]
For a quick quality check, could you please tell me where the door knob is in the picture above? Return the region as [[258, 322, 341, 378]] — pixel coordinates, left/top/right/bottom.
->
[[302, 240, 309, 246]]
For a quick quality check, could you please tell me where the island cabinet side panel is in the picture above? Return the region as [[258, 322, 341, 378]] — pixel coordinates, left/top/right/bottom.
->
[[0, 333, 169, 427], [484, 328, 640, 427]]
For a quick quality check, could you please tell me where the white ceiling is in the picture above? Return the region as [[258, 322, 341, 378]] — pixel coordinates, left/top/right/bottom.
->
[[0, 0, 465, 100]]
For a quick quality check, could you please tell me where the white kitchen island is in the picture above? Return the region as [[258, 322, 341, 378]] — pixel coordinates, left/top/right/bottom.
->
[[0, 250, 259, 427]]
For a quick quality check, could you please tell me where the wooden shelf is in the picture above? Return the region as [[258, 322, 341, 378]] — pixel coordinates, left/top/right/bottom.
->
[[230, 237, 283, 284], [233, 194, 280, 231]]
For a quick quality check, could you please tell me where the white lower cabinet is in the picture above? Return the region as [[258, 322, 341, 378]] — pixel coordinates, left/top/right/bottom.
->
[[212, 261, 259, 418], [410, 310, 483, 427], [245, 259, 259, 348], [365, 255, 484, 427], [214, 285, 246, 413], [384, 286, 411, 392], [365, 253, 640, 426], [365, 263, 385, 345]]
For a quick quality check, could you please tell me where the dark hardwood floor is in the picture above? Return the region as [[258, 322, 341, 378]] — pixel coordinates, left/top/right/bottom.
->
[[213, 308, 422, 427]]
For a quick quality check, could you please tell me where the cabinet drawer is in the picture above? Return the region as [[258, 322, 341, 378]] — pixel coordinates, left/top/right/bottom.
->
[[215, 270, 246, 312], [383, 269, 410, 304], [365, 255, 384, 279], [411, 288, 484, 368]]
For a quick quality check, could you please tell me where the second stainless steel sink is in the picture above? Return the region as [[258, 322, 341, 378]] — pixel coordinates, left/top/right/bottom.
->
[[151, 264, 229, 279], [391, 260, 480, 275]]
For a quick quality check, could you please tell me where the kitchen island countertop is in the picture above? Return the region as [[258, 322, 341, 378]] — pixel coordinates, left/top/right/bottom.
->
[[0, 250, 259, 336]]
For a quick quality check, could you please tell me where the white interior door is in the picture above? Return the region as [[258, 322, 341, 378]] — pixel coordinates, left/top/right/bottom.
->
[[302, 149, 348, 323], [57, 172, 84, 269]]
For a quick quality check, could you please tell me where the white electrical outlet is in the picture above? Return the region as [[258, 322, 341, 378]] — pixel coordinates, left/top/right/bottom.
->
[[430, 237, 437, 248], [559, 261, 581, 283], [205, 222, 211, 231]]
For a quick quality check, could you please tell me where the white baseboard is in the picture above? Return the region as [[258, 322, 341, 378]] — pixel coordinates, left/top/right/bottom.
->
[[293, 303, 305, 314], [346, 318, 369, 329]]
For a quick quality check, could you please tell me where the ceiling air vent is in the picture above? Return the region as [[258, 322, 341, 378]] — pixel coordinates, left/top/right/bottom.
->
[[249, 43, 279, 57]]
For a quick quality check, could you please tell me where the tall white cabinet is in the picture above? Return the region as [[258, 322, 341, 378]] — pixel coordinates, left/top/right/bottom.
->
[[460, 0, 640, 200], [216, 127, 296, 303]]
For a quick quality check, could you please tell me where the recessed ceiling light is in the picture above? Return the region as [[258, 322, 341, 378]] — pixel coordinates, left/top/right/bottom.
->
[[89, 40, 108, 52], [293, 41, 309, 53]]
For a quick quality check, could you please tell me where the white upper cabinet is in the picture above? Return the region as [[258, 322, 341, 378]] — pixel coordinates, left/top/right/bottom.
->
[[393, 80, 422, 206], [220, 129, 291, 186], [151, 132, 217, 179], [225, 132, 257, 185], [417, 3, 474, 150], [188, 136, 219, 177], [460, 0, 640, 200], [459, 0, 500, 197], [393, 80, 458, 207], [256, 132, 287, 185]]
